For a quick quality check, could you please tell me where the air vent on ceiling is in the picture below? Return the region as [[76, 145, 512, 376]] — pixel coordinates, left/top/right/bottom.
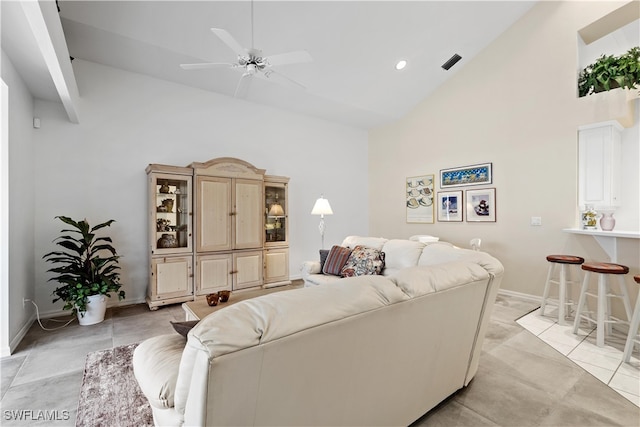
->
[[441, 54, 462, 71]]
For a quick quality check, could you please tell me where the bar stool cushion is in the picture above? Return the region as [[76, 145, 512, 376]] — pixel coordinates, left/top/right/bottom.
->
[[546, 255, 585, 264], [634, 275, 640, 284], [581, 262, 629, 275]]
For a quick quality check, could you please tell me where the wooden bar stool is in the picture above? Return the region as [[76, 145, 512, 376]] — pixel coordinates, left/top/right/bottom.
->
[[539, 255, 584, 325], [573, 262, 633, 347], [622, 275, 640, 363]]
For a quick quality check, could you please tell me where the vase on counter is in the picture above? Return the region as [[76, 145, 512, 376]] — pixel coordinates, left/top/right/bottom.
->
[[581, 205, 597, 230], [599, 211, 616, 231]]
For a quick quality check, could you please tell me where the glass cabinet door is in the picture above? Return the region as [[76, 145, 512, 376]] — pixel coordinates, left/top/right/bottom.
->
[[265, 182, 288, 245], [150, 173, 192, 254]]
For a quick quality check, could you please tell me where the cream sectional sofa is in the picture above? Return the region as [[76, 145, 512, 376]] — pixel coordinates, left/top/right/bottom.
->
[[133, 236, 503, 426], [302, 236, 467, 286]]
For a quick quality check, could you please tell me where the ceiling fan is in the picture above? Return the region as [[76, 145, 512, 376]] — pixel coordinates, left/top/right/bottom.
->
[[180, 2, 312, 98]]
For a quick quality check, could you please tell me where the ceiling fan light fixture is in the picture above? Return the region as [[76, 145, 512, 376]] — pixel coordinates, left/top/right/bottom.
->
[[395, 60, 407, 70]]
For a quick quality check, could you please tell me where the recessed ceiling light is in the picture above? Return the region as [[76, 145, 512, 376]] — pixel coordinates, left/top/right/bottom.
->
[[395, 60, 407, 70]]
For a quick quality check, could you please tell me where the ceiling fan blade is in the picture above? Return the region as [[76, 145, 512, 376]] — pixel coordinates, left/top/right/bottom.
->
[[211, 28, 246, 57], [234, 73, 253, 98], [267, 50, 313, 67], [258, 69, 306, 90], [180, 62, 236, 70]]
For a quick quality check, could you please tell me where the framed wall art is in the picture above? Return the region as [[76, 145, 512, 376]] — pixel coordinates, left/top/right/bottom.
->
[[440, 162, 492, 188], [466, 188, 496, 222], [406, 175, 434, 223], [437, 191, 463, 222]]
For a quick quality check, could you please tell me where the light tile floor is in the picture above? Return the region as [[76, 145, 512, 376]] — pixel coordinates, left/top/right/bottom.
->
[[0, 303, 185, 426], [518, 307, 640, 407], [2, 295, 639, 426]]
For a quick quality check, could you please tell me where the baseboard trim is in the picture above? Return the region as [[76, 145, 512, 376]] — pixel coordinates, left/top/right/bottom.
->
[[35, 296, 148, 319], [497, 288, 541, 304], [4, 313, 36, 357]]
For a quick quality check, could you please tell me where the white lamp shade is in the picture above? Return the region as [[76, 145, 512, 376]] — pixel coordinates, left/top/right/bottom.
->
[[311, 197, 333, 215]]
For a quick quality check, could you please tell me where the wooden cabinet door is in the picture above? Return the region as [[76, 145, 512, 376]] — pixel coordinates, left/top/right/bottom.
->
[[234, 250, 263, 290], [197, 176, 232, 252], [196, 254, 232, 295], [150, 256, 193, 300], [234, 179, 263, 250], [264, 248, 289, 285]]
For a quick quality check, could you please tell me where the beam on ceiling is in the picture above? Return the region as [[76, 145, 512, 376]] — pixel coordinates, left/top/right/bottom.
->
[[578, 1, 640, 45], [21, 0, 80, 123]]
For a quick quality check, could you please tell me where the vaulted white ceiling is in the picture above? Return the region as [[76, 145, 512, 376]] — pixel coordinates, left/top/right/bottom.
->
[[4, 1, 538, 129]]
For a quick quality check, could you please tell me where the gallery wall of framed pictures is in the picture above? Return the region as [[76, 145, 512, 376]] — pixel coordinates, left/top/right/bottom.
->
[[407, 162, 496, 224], [440, 162, 495, 223]]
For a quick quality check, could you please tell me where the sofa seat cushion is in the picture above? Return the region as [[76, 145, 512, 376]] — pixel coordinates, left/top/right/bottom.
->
[[133, 333, 186, 409], [304, 273, 342, 286]]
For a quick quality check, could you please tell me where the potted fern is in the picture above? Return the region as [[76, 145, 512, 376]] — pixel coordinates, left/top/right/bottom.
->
[[578, 47, 640, 97], [43, 216, 125, 325]]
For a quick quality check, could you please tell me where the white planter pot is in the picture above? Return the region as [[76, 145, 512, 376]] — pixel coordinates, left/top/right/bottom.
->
[[77, 294, 107, 326]]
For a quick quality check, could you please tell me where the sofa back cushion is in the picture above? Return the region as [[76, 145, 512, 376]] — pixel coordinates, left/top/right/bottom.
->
[[341, 236, 388, 251], [190, 275, 409, 358], [418, 242, 504, 277], [417, 242, 465, 266], [380, 239, 426, 276]]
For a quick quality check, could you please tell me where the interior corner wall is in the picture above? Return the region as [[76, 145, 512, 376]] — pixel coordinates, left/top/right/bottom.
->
[[368, 1, 639, 301], [32, 59, 369, 315], [1, 50, 36, 355]]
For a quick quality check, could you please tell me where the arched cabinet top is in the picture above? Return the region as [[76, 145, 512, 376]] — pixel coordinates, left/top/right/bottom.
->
[[190, 157, 266, 180]]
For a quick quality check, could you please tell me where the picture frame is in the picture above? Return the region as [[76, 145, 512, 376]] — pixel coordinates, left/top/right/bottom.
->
[[440, 162, 492, 188], [466, 188, 496, 222], [437, 191, 463, 222], [406, 175, 434, 223]]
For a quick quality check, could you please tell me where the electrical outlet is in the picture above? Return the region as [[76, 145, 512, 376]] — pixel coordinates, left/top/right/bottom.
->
[[530, 216, 542, 226], [23, 298, 29, 308]]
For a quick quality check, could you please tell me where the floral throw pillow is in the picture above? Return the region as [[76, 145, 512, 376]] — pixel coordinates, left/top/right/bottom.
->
[[341, 245, 386, 278]]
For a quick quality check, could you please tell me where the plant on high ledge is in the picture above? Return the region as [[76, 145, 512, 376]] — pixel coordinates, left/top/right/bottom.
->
[[43, 216, 125, 321], [578, 46, 640, 97]]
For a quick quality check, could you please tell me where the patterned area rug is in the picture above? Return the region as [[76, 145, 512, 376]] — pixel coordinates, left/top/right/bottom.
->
[[76, 344, 153, 427]]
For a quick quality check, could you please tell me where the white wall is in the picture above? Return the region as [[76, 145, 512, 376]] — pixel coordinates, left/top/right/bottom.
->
[[1, 50, 36, 356], [368, 2, 639, 304], [32, 59, 369, 314]]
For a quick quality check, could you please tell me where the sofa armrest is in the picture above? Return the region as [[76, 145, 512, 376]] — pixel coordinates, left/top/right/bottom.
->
[[301, 261, 321, 276], [133, 334, 185, 410]]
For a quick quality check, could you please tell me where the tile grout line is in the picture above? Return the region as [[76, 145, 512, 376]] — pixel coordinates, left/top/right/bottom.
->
[[518, 310, 640, 407]]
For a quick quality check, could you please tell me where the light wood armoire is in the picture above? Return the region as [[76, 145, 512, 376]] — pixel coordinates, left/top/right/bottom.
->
[[146, 158, 290, 309]]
